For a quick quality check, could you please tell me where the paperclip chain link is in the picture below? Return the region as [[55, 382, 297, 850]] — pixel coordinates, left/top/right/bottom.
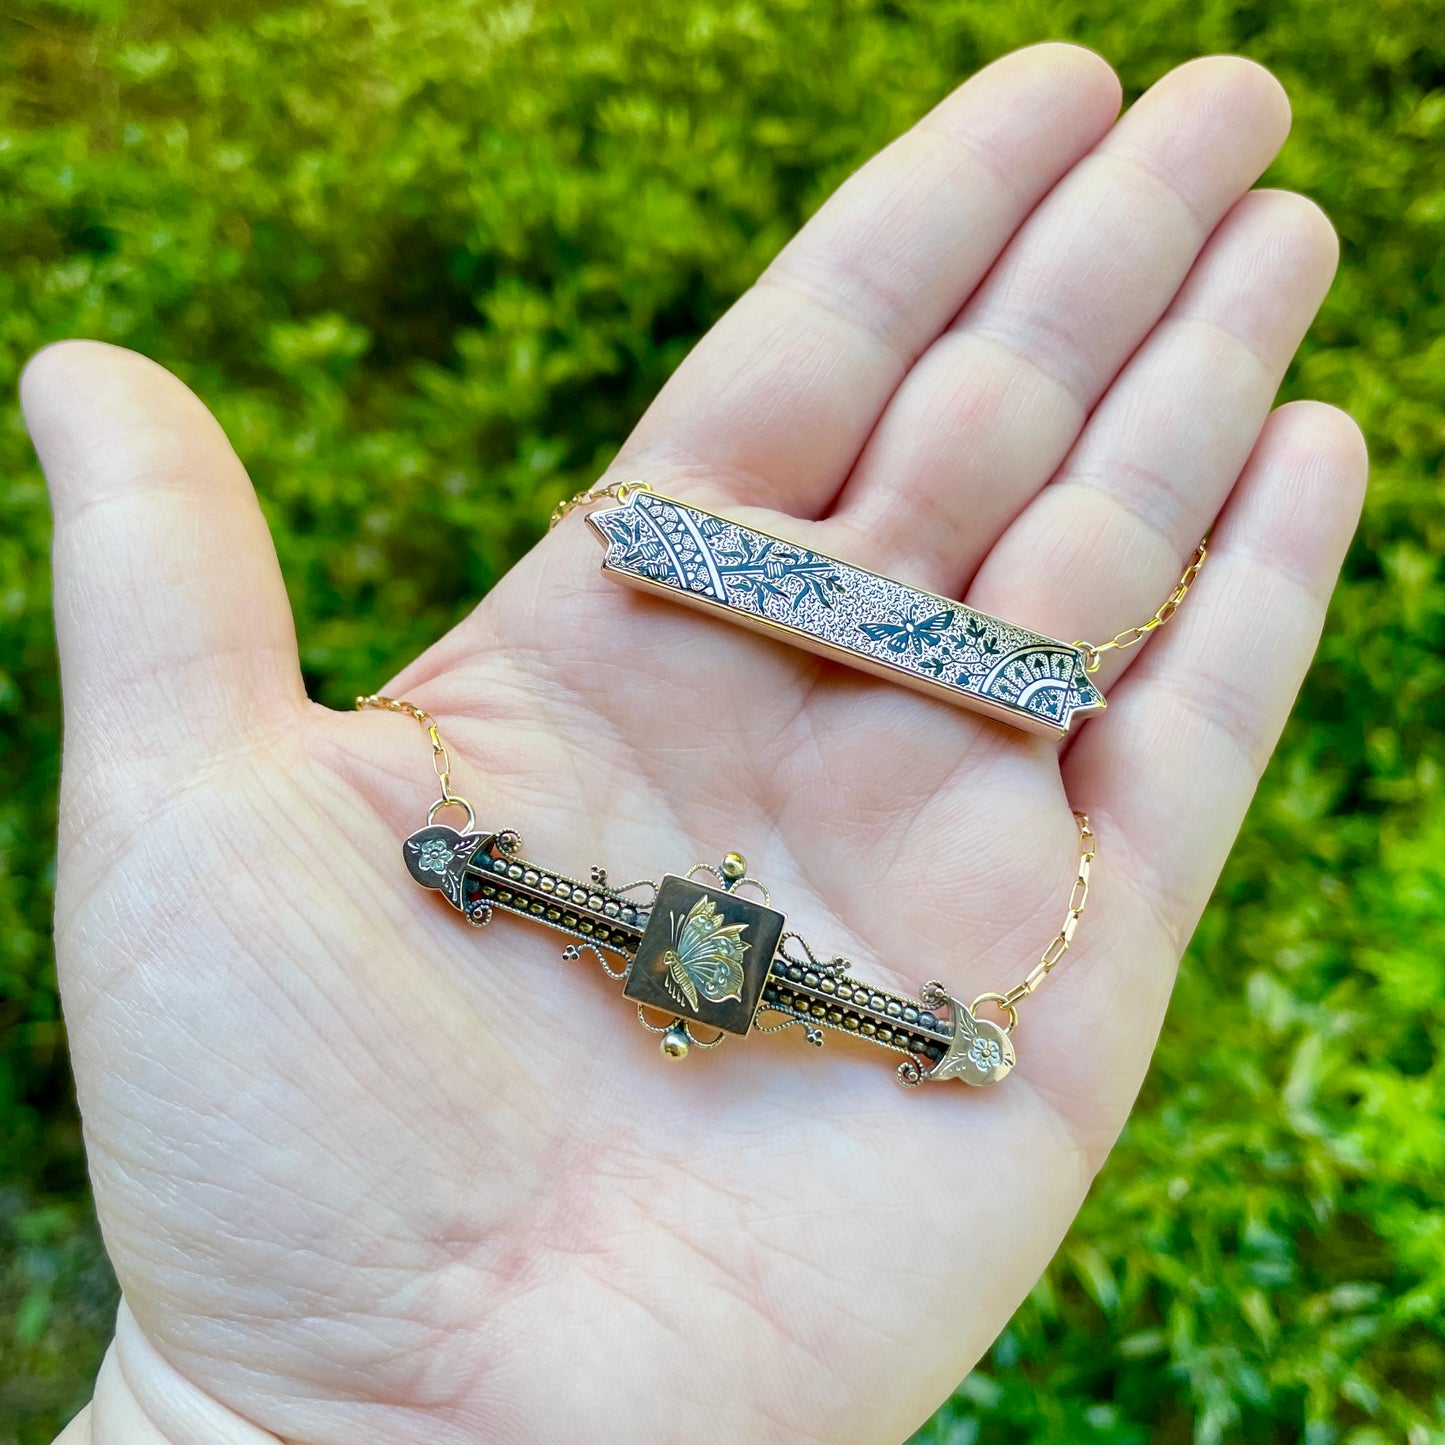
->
[[548, 478, 653, 531], [355, 693, 458, 808], [998, 812, 1096, 1013], [1075, 540, 1208, 673]]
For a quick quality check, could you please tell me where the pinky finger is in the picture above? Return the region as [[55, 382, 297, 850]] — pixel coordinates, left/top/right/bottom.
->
[[1064, 400, 1367, 943]]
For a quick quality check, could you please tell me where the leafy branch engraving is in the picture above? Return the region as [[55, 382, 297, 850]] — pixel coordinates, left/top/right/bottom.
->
[[715, 536, 845, 610]]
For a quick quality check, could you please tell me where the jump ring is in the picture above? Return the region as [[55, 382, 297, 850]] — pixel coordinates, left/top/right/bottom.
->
[[427, 796, 476, 833], [970, 991, 1020, 1035]]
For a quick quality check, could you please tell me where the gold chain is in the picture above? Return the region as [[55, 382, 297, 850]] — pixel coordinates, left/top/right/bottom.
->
[[355, 693, 472, 825], [1076, 539, 1208, 674], [357, 690, 1095, 1028], [551, 478, 1203, 673], [548, 478, 652, 531], [997, 812, 1095, 1016]]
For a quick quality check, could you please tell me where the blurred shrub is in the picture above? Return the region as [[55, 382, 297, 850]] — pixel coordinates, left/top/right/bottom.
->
[[0, 1, 1440, 1442]]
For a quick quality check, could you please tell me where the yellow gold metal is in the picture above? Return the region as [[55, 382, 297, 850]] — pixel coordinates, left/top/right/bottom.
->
[[356, 693, 472, 818], [916, 997, 1016, 1085], [1075, 540, 1208, 673], [548, 478, 653, 531], [684, 859, 772, 905], [661, 895, 749, 1012], [427, 797, 477, 833], [635, 1004, 677, 1034], [999, 813, 1095, 1012], [683, 1021, 728, 1050], [969, 992, 1021, 1034], [720, 851, 748, 881]]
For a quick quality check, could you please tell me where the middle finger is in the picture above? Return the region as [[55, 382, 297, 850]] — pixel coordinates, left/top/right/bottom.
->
[[821, 56, 1291, 591]]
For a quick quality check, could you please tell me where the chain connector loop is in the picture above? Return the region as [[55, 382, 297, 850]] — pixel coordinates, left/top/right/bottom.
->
[[970, 992, 1021, 1035], [357, 693, 476, 824], [427, 796, 477, 833], [1075, 538, 1207, 671], [548, 478, 653, 530]]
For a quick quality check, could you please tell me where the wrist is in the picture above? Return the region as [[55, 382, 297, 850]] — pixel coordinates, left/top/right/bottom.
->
[[54, 1301, 281, 1445]]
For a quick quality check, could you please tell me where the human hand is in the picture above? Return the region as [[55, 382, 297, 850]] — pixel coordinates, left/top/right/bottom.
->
[[31, 44, 1365, 1445]]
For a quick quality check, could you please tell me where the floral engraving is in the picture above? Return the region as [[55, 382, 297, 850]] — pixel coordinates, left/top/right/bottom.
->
[[968, 1035, 1003, 1071], [590, 492, 1107, 733], [714, 535, 845, 611], [601, 507, 674, 583], [410, 836, 455, 875]]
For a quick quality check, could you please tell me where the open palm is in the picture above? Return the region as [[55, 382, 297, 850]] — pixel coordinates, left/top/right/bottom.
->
[[35, 45, 1365, 1445]]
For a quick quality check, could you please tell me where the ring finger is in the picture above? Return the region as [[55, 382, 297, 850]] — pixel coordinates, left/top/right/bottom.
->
[[964, 186, 1340, 698]]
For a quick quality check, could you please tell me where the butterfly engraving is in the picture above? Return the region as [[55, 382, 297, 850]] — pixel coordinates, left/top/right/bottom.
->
[[662, 897, 749, 1011], [859, 605, 955, 656]]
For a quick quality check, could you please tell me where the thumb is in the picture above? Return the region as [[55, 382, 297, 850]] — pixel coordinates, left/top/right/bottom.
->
[[23, 341, 305, 821]]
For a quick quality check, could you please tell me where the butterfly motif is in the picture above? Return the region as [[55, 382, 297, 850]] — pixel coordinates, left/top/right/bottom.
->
[[662, 897, 749, 1011], [859, 606, 955, 656]]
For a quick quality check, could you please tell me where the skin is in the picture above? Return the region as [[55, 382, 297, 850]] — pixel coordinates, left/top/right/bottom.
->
[[30, 43, 1366, 1445]]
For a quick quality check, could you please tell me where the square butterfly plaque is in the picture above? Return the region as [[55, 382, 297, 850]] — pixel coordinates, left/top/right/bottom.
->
[[624, 875, 785, 1036]]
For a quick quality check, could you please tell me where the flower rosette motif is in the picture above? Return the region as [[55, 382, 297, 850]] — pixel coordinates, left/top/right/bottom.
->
[[968, 1035, 1003, 1071], [415, 837, 455, 875]]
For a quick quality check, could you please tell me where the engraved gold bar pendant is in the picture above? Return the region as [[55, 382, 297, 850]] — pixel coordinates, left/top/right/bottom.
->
[[402, 819, 1015, 1088], [586, 489, 1105, 737]]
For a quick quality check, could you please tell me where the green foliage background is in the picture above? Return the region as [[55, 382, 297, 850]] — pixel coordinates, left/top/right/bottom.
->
[[0, 1, 1441, 1441]]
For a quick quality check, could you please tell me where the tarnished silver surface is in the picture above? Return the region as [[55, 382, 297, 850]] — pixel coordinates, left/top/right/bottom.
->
[[587, 490, 1105, 736]]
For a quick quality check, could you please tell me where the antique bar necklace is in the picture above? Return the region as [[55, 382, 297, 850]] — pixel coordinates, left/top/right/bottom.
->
[[557, 480, 1205, 737], [365, 478, 1200, 1090], [360, 694, 1094, 1089]]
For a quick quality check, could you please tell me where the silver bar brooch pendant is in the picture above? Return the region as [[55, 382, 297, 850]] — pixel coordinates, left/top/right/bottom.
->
[[585, 487, 1105, 737]]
